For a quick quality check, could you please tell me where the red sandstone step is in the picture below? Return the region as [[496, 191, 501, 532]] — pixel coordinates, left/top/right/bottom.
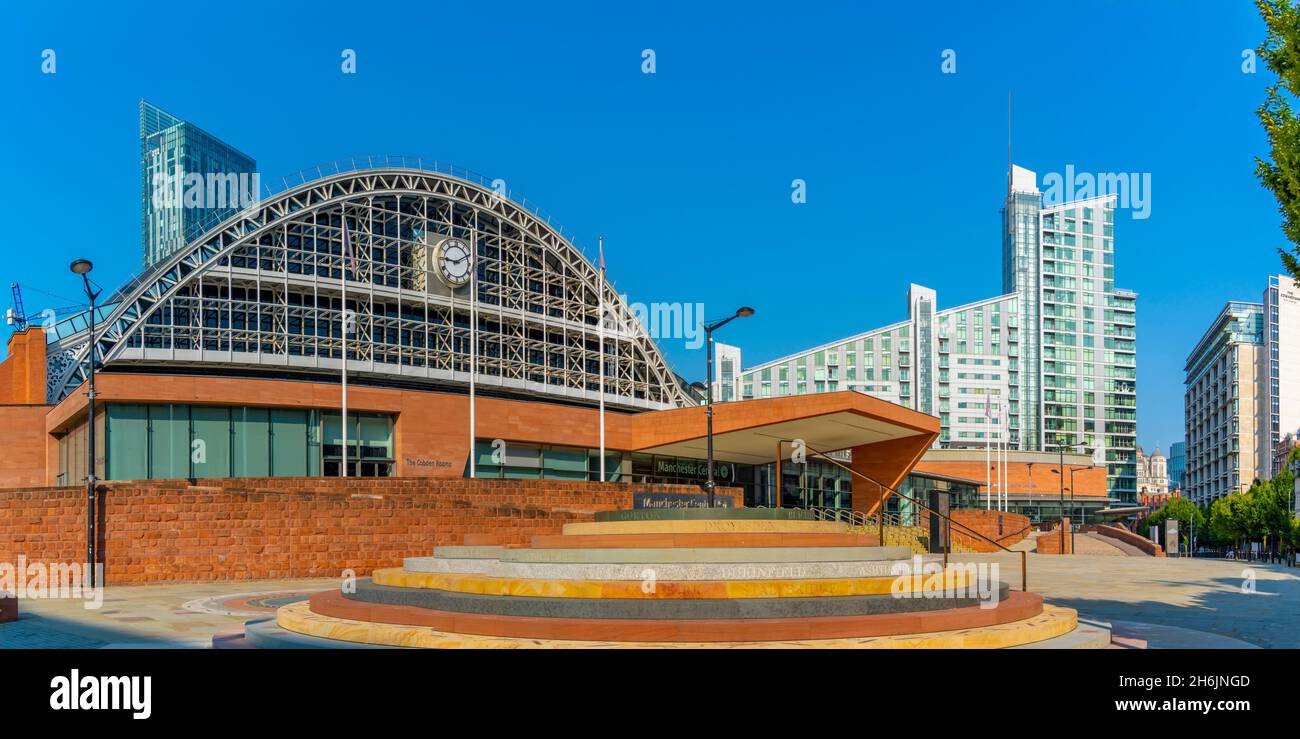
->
[[305, 590, 1042, 642], [0, 596, 15, 623], [527, 532, 881, 549]]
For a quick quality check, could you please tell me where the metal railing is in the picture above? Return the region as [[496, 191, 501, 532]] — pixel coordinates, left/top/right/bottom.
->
[[772, 439, 1029, 591]]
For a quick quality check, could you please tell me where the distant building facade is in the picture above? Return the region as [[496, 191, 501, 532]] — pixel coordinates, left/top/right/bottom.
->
[[1167, 440, 1186, 491], [1136, 445, 1168, 498]]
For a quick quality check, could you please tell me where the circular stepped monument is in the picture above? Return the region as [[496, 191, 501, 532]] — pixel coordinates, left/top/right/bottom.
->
[[238, 508, 1109, 649]]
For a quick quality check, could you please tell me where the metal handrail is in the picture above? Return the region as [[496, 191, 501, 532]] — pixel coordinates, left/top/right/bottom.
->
[[773, 439, 1029, 591]]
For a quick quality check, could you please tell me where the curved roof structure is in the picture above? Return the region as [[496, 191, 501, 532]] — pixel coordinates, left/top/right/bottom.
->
[[46, 167, 690, 410]]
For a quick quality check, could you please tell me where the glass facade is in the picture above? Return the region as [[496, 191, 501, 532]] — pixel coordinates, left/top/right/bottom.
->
[[56, 403, 395, 482], [140, 100, 257, 269], [471, 440, 620, 482]]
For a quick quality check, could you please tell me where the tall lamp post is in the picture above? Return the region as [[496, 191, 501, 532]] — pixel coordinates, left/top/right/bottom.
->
[[1051, 439, 1082, 553], [71, 259, 101, 588], [704, 306, 754, 507], [1064, 464, 1090, 552]]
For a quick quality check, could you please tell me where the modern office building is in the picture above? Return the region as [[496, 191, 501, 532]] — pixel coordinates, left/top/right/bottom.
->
[[1183, 301, 1264, 504], [731, 165, 1139, 502], [1167, 440, 1185, 491], [140, 100, 258, 269]]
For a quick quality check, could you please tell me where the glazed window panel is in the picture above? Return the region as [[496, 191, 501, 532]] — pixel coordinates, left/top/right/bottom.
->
[[271, 409, 310, 476], [191, 405, 232, 478], [106, 404, 149, 481], [149, 404, 191, 480], [232, 407, 271, 477]]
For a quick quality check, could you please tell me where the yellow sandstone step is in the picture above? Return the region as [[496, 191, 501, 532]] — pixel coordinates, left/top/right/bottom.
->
[[273, 600, 1078, 649], [370, 567, 973, 598]]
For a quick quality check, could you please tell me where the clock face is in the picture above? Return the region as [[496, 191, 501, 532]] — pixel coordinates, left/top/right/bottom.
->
[[435, 238, 473, 288]]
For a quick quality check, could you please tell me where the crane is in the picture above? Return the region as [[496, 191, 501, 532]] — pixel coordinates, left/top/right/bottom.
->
[[6, 283, 82, 332]]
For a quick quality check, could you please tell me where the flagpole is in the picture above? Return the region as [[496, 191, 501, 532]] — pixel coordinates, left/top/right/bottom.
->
[[598, 237, 606, 483], [341, 216, 349, 479], [469, 239, 477, 478], [985, 402, 991, 510]]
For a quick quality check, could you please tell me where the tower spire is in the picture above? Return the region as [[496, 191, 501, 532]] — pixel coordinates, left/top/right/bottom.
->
[[1007, 91, 1013, 194]]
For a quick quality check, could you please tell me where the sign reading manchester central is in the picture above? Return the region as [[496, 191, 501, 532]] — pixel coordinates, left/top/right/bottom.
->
[[652, 458, 731, 480], [632, 491, 733, 509]]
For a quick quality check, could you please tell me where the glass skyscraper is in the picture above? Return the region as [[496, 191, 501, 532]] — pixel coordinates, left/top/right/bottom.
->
[[731, 164, 1139, 502], [139, 100, 257, 269]]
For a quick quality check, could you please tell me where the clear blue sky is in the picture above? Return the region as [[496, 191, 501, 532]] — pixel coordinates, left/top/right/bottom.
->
[[0, 0, 1282, 452]]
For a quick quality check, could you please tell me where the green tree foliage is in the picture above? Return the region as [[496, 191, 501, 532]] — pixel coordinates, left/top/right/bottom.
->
[[1255, 0, 1300, 277], [1140, 497, 1204, 551]]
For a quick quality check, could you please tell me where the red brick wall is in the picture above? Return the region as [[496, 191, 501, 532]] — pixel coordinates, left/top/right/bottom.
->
[[919, 509, 1032, 552], [1036, 519, 1073, 554], [0, 406, 50, 488], [1085, 523, 1165, 557], [0, 328, 47, 404], [0, 477, 742, 584]]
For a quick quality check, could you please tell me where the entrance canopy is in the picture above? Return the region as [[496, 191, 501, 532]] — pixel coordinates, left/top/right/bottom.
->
[[630, 390, 938, 467]]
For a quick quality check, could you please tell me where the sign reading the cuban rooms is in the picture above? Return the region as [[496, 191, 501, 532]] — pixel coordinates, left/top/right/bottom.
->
[[633, 492, 734, 509]]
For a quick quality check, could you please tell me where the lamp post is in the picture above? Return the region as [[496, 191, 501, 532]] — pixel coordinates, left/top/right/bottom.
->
[[704, 306, 754, 507], [1064, 465, 1090, 553], [71, 259, 100, 588]]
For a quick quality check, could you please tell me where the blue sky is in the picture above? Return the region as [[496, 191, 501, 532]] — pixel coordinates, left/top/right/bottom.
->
[[0, 0, 1282, 452]]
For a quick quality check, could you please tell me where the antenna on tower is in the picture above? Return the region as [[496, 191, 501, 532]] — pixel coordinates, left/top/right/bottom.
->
[[1007, 91, 1013, 193]]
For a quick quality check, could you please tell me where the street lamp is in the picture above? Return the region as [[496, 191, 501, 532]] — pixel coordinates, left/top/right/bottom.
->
[[1062, 464, 1090, 552], [1050, 439, 1083, 553], [70, 259, 101, 588], [704, 306, 754, 507]]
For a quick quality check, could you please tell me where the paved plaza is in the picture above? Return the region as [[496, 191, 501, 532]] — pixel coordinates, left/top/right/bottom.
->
[[951, 552, 1299, 648], [0, 555, 1296, 648]]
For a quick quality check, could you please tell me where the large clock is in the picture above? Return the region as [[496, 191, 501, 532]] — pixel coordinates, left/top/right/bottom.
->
[[435, 238, 473, 288]]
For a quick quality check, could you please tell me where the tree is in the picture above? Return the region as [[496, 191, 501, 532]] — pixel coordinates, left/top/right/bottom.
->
[[1144, 497, 1205, 553], [1255, 0, 1300, 278]]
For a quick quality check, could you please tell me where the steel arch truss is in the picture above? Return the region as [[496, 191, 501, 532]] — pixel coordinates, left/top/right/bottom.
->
[[50, 169, 690, 410]]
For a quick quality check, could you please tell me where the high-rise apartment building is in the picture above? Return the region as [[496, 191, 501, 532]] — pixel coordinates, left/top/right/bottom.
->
[[1183, 301, 1264, 504], [140, 100, 257, 269], [729, 165, 1139, 501], [1184, 275, 1300, 503]]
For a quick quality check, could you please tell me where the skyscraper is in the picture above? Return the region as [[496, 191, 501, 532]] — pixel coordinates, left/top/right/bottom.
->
[[139, 100, 257, 269], [731, 165, 1139, 502]]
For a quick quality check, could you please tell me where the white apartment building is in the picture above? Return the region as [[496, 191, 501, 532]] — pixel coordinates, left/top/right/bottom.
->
[[726, 165, 1139, 502]]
